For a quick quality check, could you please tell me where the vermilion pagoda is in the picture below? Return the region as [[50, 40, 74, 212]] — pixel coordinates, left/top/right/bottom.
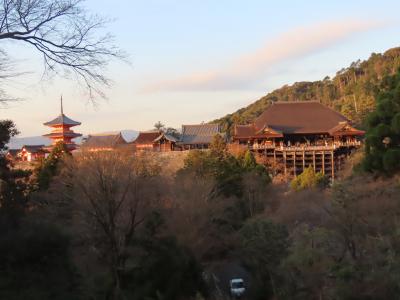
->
[[43, 97, 82, 151]]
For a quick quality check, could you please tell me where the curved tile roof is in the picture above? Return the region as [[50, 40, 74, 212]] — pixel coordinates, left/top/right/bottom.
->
[[44, 114, 81, 126], [180, 124, 221, 144], [254, 101, 348, 134], [134, 131, 161, 144], [81, 133, 127, 148]]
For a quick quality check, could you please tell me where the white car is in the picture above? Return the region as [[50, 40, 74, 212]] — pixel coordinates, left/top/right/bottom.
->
[[230, 278, 245, 298]]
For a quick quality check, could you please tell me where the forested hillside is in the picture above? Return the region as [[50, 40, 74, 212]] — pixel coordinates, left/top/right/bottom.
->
[[213, 47, 400, 133]]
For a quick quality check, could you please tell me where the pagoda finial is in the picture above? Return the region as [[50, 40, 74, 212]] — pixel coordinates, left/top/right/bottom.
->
[[60, 95, 64, 115]]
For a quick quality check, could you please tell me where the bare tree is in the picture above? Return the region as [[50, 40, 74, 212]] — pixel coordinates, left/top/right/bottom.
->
[[64, 152, 161, 299], [0, 0, 125, 101]]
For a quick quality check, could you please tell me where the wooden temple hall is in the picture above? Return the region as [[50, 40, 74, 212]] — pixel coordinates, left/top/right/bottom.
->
[[232, 101, 365, 179]]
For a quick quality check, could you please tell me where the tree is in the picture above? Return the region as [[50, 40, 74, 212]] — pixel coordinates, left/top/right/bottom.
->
[[239, 219, 289, 299], [290, 166, 327, 191], [154, 121, 165, 131], [0, 120, 30, 209], [209, 134, 227, 158], [363, 69, 400, 173], [0, 119, 18, 150], [35, 141, 69, 190], [63, 152, 162, 299], [0, 218, 81, 300], [0, 0, 125, 101], [242, 150, 257, 170]]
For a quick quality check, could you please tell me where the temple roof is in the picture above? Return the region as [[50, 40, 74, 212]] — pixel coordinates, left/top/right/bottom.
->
[[44, 114, 81, 127], [6, 149, 20, 157], [179, 124, 222, 145], [21, 145, 45, 153], [153, 133, 178, 143], [328, 121, 365, 136], [43, 132, 82, 138], [81, 133, 127, 148], [253, 101, 349, 134], [134, 131, 162, 144]]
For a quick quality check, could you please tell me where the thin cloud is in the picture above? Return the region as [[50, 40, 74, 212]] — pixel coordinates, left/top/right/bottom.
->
[[142, 19, 386, 93]]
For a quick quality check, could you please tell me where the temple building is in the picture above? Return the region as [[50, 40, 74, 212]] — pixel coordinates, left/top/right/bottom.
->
[[133, 131, 163, 151], [43, 98, 82, 152], [19, 145, 46, 161], [81, 133, 128, 151], [153, 132, 178, 152], [232, 101, 365, 180], [178, 124, 222, 150]]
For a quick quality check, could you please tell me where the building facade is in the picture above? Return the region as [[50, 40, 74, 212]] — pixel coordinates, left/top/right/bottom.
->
[[178, 124, 222, 150], [232, 101, 364, 179]]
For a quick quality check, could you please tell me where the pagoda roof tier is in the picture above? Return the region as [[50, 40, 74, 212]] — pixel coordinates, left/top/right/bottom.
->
[[43, 132, 82, 138], [44, 114, 81, 127]]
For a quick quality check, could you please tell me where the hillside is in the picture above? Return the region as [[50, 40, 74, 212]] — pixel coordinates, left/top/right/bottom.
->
[[213, 47, 400, 134]]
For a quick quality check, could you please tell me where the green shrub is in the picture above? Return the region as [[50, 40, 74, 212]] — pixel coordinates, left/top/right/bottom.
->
[[290, 166, 328, 191]]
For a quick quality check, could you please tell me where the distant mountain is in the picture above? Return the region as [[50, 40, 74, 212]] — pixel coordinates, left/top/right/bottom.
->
[[8, 129, 138, 149], [212, 47, 400, 134]]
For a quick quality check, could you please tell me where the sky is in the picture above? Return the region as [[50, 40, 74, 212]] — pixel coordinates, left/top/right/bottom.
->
[[2, 0, 400, 137]]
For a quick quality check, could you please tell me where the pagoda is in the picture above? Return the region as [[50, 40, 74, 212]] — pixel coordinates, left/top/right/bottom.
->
[[43, 97, 82, 152]]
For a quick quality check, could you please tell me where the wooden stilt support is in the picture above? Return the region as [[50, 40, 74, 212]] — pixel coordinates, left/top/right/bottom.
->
[[283, 151, 287, 177], [313, 151, 316, 172], [302, 151, 305, 171], [322, 151, 325, 175], [293, 152, 296, 177], [331, 150, 335, 180]]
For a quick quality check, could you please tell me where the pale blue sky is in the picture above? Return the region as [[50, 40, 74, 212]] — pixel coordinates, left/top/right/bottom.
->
[[2, 0, 400, 136]]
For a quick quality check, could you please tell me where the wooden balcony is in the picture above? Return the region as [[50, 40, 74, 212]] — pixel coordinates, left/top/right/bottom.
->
[[248, 140, 361, 151]]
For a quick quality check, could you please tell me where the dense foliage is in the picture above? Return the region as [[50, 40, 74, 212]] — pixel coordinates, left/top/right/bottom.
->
[[34, 141, 70, 190], [363, 69, 400, 173], [0, 120, 29, 208], [290, 166, 328, 191], [178, 135, 270, 198], [213, 47, 400, 134]]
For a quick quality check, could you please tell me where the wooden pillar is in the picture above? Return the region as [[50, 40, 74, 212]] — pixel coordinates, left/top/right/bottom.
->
[[283, 151, 287, 177], [312, 151, 316, 172], [273, 150, 276, 166], [293, 152, 296, 177], [322, 151, 325, 175], [331, 150, 335, 180], [302, 151, 305, 171]]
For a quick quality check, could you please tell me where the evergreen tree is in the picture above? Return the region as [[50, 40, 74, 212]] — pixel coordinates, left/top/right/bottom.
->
[[242, 150, 257, 170], [0, 120, 29, 209], [35, 142, 70, 190], [291, 166, 327, 191], [363, 69, 400, 173]]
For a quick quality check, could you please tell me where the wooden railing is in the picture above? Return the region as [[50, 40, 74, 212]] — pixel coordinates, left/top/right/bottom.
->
[[248, 141, 361, 151]]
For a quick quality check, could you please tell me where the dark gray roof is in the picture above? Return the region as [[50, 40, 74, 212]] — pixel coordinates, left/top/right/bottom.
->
[[44, 114, 81, 127], [81, 133, 127, 148], [6, 149, 20, 157], [22, 145, 45, 153], [179, 124, 221, 145], [154, 133, 178, 143]]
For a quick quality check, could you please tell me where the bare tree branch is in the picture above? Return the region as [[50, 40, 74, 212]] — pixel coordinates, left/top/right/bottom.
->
[[0, 0, 126, 101]]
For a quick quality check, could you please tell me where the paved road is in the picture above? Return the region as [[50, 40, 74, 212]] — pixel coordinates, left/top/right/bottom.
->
[[208, 260, 252, 299]]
